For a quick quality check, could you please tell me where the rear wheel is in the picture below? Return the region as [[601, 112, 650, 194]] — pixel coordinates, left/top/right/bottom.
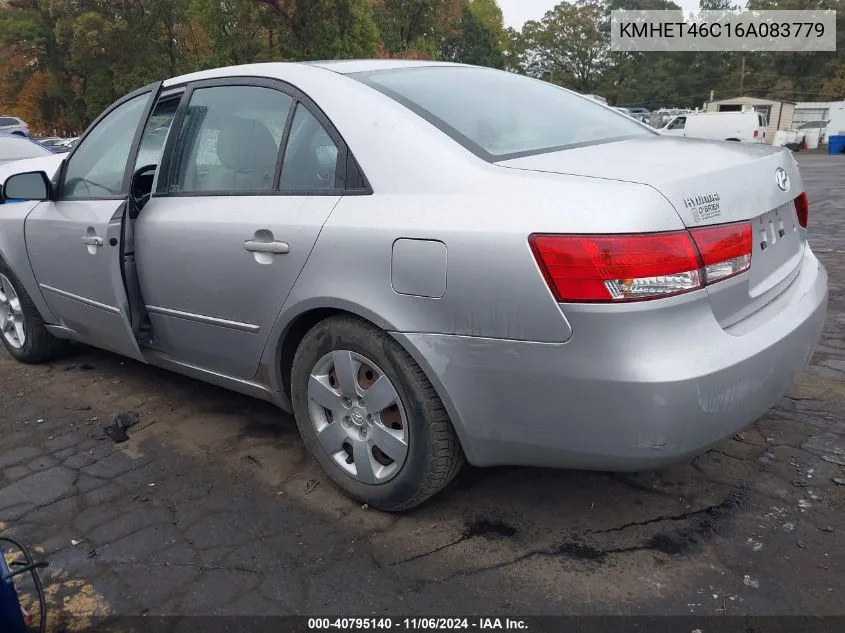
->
[[0, 264, 62, 363], [291, 315, 464, 511]]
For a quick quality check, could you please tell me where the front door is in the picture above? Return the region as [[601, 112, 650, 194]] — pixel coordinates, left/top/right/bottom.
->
[[25, 84, 161, 360], [134, 82, 345, 380]]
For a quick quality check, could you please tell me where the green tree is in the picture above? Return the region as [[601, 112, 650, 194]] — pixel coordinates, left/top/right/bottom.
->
[[517, 0, 609, 93], [440, 4, 504, 68], [469, 0, 504, 44], [259, 0, 380, 59], [372, 0, 463, 55]]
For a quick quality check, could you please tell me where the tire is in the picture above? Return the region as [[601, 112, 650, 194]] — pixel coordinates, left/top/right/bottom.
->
[[291, 315, 464, 511], [0, 261, 62, 363]]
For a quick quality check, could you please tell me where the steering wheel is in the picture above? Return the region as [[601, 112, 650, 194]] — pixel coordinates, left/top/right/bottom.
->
[[64, 177, 117, 197]]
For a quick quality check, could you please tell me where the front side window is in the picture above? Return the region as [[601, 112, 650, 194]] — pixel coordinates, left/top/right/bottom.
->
[[279, 105, 339, 191], [135, 97, 180, 173], [353, 66, 652, 161], [62, 93, 152, 198], [168, 85, 292, 193]]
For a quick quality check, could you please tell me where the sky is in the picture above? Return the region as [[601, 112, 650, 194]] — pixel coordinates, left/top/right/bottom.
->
[[498, 0, 727, 30]]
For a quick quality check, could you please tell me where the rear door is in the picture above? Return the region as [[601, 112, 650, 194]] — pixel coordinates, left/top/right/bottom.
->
[[134, 78, 366, 379], [756, 113, 768, 143], [25, 83, 161, 360]]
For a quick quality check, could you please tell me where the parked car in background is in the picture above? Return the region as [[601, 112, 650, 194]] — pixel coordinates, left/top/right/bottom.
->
[[797, 120, 828, 145], [0, 60, 827, 511], [661, 111, 767, 143], [627, 107, 651, 123], [0, 116, 30, 137], [35, 137, 73, 154], [0, 134, 53, 165]]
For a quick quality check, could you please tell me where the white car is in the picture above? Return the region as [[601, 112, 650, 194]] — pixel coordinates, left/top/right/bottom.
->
[[0, 116, 30, 137]]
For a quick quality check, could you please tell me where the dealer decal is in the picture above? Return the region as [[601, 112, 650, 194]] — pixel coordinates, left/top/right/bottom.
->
[[683, 192, 722, 223]]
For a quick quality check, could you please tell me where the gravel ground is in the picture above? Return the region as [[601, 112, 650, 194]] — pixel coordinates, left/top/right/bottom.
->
[[0, 153, 844, 630]]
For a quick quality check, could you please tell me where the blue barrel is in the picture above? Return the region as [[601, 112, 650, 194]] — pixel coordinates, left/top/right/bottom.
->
[[828, 135, 845, 155]]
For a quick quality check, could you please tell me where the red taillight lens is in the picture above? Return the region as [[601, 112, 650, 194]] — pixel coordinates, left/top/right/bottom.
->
[[753, 130, 759, 137], [794, 192, 809, 228], [529, 232, 702, 302], [689, 222, 752, 284], [530, 221, 753, 303]]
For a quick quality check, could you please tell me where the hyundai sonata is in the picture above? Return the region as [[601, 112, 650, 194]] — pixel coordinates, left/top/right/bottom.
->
[[0, 61, 827, 510]]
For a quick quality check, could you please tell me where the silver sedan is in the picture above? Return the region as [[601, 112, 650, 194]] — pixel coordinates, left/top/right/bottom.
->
[[0, 61, 828, 510]]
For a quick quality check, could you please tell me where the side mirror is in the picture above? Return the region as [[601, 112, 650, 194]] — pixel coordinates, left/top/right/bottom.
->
[[1, 171, 52, 203]]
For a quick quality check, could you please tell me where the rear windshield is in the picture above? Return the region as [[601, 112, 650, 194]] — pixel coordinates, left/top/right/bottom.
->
[[0, 136, 51, 159], [352, 66, 653, 161]]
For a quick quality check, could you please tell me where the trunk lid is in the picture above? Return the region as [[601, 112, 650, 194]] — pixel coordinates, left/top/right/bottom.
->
[[499, 136, 807, 327]]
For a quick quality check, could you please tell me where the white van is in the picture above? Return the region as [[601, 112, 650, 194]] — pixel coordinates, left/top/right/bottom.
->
[[660, 111, 767, 143]]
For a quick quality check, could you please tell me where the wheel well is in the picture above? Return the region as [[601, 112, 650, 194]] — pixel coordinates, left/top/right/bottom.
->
[[726, 137, 740, 142], [275, 306, 470, 462], [278, 307, 348, 399]]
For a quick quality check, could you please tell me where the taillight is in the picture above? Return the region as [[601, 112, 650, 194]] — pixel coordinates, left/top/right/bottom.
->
[[689, 222, 752, 284], [794, 192, 809, 228], [753, 130, 759, 138], [530, 221, 752, 303]]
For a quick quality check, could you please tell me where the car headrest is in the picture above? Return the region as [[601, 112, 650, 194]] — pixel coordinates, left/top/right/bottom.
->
[[215, 116, 278, 173]]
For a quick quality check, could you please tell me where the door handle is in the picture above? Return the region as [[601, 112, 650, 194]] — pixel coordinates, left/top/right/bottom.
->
[[81, 235, 103, 247], [243, 240, 289, 254]]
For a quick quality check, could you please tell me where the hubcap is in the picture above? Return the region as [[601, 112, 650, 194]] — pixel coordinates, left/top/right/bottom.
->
[[0, 273, 25, 349], [307, 350, 409, 484]]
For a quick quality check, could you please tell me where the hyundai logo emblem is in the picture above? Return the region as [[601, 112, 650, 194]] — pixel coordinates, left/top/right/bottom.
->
[[775, 168, 790, 192]]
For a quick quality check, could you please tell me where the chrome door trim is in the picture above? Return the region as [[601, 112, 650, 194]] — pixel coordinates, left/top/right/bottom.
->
[[40, 284, 120, 314], [145, 305, 260, 333]]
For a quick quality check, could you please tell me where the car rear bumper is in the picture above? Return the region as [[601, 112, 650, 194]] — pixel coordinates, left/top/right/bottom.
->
[[393, 248, 828, 470]]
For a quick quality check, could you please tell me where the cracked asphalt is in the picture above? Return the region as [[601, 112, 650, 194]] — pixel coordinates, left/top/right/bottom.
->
[[1, 153, 844, 628]]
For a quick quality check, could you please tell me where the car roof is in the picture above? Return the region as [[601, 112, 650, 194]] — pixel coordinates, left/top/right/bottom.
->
[[305, 59, 464, 73], [161, 59, 468, 87]]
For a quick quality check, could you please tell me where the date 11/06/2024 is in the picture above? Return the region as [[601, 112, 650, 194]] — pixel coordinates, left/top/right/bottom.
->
[[307, 618, 529, 630]]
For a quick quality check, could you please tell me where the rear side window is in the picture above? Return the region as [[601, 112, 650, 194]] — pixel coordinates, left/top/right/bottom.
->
[[0, 117, 19, 126], [279, 104, 339, 191], [353, 66, 652, 161], [168, 85, 293, 193]]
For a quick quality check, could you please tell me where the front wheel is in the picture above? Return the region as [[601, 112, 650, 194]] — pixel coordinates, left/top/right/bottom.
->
[[0, 264, 62, 363], [291, 315, 464, 511]]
